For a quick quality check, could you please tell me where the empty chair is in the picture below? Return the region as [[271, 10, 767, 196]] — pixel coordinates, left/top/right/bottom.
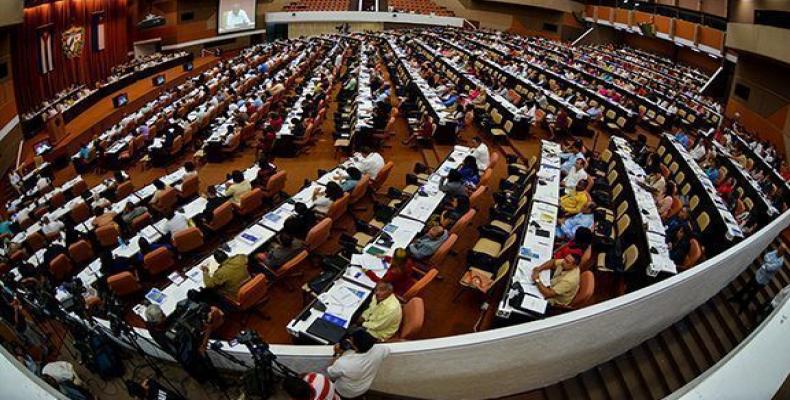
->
[[70, 201, 92, 223], [400, 268, 439, 302], [172, 227, 205, 253], [107, 272, 143, 296], [116, 181, 135, 200], [469, 185, 488, 211], [26, 231, 47, 252], [371, 162, 394, 193], [449, 209, 477, 237], [143, 247, 176, 276]]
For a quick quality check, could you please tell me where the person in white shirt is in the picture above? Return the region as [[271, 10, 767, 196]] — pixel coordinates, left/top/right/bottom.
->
[[162, 209, 189, 237], [224, 4, 252, 30], [562, 158, 589, 189], [9, 170, 22, 194], [36, 176, 51, 192], [353, 148, 385, 178], [470, 136, 490, 170], [327, 329, 390, 398], [41, 216, 65, 237]]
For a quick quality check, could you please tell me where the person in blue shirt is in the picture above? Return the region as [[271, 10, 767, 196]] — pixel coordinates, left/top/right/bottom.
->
[[458, 156, 480, 187], [673, 126, 690, 149], [556, 202, 596, 241], [338, 167, 362, 193], [78, 143, 91, 160], [98, 251, 133, 277], [134, 237, 173, 265], [257, 62, 269, 74], [408, 225, 449, 260], [442, 90, 459, 107], [729, 245, 786, 313], [0, 217, 14, 237], [705, 165, 720, 184], [665, 207, 692, 239]]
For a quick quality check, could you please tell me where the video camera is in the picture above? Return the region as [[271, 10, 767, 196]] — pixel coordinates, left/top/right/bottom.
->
[[165, 299, 211, 344]]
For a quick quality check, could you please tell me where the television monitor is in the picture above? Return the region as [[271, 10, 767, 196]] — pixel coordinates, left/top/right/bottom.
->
[[33, 139, 52, 156], [217, 0, 256, 34], [183, 62, 193, 72], [152, 75, 166, 86], [113, 93, 128, 108]]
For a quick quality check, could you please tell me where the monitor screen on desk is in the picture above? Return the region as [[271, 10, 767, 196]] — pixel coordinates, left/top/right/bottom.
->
[[113, 93, 128, 108], [33, 139, 51, 156], [183, 62, 193, 72], [152, 75, 165, 86]]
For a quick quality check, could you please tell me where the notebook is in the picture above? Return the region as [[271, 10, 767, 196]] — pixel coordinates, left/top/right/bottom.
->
[[306, 317, 346, 343]]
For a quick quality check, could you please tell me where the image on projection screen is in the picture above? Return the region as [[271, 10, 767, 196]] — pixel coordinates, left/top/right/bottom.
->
[[218, 0, 256, 34]]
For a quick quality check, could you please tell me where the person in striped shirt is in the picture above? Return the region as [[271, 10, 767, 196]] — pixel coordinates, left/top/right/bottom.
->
[[283, 372, 340, 400]]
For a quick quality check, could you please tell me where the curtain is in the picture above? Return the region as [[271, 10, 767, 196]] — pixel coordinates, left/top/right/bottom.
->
[[11, 0, 129, 114]]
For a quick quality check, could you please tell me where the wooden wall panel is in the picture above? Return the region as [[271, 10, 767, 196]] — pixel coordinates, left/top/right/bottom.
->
[[726, 98, 787, 155], [698, 25, 723, 50], [701, 0, 727, 18], [675, 19, 695, 41], [585, 4, 595, 19], [597, 6, 613, 22], [614, 8, 629, 25], [677, 0, 699, 11], [633, 11, 652, 25], [654, 15, 671, 34]]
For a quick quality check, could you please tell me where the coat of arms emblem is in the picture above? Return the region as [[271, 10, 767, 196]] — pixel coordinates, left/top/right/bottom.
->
[[62, 26, 85, 59]]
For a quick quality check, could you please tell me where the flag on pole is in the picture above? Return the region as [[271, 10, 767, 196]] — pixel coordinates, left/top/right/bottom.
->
[[37, 26, 55, 74], [92, 11, 106, 52]]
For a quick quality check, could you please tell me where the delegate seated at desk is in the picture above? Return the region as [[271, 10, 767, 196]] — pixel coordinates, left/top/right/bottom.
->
[[559, 180, 590, 216], [283, 202, 316, 239], [358, 282, 402, 342], [531, 253, 581, 307], [408, 226, 449, 261], [198, 250, 251, 303], [225, 170, 252, 205], [254, 233, 304, 274], [363, 248, 414, 296]]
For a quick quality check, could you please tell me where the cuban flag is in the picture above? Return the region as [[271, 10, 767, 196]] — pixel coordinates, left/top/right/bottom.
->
[[92, 11, 106, 52], [37, 27, 55, 74]]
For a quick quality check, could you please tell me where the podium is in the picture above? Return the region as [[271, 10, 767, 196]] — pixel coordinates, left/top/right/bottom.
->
[[46, 112, 67, 143]]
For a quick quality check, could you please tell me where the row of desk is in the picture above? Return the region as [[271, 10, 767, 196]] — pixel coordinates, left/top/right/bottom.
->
[[497, 140, 561, 319], [287, 146, 476, 343], [609, 137, 676, 277], [659, 134, 743, 250], [383, 34, 458, 144]]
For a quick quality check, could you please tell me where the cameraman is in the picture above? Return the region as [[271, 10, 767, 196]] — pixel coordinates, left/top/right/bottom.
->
[[326, 329, 390, 399]]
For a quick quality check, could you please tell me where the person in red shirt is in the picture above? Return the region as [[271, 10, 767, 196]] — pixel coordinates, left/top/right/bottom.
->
[[363, 248, 414, 296], [717, 176, 735, 201], [283, 373, 340, 400]]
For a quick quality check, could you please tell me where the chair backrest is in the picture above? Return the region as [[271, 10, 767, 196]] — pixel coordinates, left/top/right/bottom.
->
[[696, 211, 710, 232], [488, 152, 501, 170], [689, 195, 700, 211], [623, 244, 639, 271], [449, 209, 476, 237], [666, 197, 683, 219], [264, 171, 287, 197], [349, 175, 370, 204], [71, 180, 88, 198], [569, 271, 595, 308], [143, 247, 176, 275], [372, 162, 394, 191], [50, 191, 66, 208], [116, 181, 135, 200], [237, 188, 265, 216], [305, 218, 333, 250], [70, 201, 92, 223], [107, 271, 142, 296], [131, 212, 153, 232], [402, 268, 438, 301], [326, 193, 350, 222], [479, 169, 493, 188], [156, 188, 179, 212], [428, 233, 457, 266], [68, 240, 95, 265], [96, 225, 121, 247], [49, 254, 73, 282], [397, 298, 425, 340], [276, 250, 308, 278], [172, 227, 204, 253], [469, 185, 488, 211], [26, 231, 46, 251], [682, 238, 703, 269], [236, 274, 269, 309], [207, 202, 234, 231], [179, 175, 200, 199], [616, 214, 631, 236], [497, 233, 519, 259]]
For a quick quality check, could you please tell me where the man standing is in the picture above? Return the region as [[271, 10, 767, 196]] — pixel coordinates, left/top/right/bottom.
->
[[730, 245, 785, 313], [327, 329, 390, 399]]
